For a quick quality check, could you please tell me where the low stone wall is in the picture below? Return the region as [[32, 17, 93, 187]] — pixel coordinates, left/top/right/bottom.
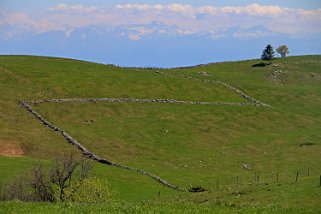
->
[[19, 100, 186, 191], [19, 73, 270, 191], [28, 97, 256, 107], [214, 80, 269, 107], [152, 70, 270, 107], [179, 75, 270, 107]]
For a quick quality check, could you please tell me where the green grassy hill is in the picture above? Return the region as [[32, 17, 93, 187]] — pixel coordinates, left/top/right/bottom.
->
[[0, 55, 320, 213]]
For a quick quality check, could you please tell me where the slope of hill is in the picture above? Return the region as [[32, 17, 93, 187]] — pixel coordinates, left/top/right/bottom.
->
[[0, 55, 320, 212]]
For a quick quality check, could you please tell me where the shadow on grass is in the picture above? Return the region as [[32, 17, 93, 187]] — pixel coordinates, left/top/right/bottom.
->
[[252, 62, 268, 67]]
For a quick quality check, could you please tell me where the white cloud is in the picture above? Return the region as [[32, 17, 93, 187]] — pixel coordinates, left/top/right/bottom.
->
[[113, 3, 285, 17], [115, 4, 152, 11], [197, 6, 217, 15], [1, 3, 321, 39], [48, 3, 68, 12], [165, 4, 194, 14], [2, 12, 64, 34], [115, 3, 194, 14], [153, 4, 164, 10], [48, 3, 100, 13], [220, 4, 283, 16]]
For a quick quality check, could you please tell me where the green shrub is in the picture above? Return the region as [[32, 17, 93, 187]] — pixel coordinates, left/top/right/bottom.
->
[[0, 154, 115, 203], [70, 177, 116, 203]]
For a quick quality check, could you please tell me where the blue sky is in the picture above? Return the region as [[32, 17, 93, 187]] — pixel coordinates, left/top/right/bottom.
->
[[1, 1, 321, 67]]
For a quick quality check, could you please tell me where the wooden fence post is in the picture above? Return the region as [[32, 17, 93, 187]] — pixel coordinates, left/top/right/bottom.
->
[[295, 172, 299, 183]]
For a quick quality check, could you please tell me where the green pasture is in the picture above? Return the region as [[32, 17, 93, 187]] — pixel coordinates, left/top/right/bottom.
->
[[0, 55, 320, 212]]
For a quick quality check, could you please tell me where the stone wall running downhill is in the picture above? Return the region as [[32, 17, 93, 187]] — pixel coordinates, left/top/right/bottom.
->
[[213, 80, 269, 107], [151, 70, 269, 107], [19, 100, 186, 191], [179, 75, 270, 107], [19, 73, 270, 191]]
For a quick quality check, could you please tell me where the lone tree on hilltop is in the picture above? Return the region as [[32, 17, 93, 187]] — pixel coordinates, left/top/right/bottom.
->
[[261, 44, 275, 64], [276, 45, 289, 58]]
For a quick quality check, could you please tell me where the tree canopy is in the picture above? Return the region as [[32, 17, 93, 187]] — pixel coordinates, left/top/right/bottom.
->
[[276, 45, 289, 58], [261, 44, 275, 64]]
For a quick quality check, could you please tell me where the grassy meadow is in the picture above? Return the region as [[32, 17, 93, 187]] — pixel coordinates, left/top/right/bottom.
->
[[0, 55, 320, 213]]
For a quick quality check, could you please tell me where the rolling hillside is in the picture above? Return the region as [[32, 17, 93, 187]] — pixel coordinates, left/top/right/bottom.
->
[[0, 55, 320, 213]]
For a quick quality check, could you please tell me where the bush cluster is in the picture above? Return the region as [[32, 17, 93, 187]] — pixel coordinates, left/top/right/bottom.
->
[[0, 154, 115, 203]]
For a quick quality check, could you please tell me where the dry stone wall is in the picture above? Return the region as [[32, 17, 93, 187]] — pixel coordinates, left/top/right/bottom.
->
[[28, 97, 258, 107], [19, 72, 270, 191], [179, 75, 270, 107], [151, 70, 270, 107], [20, 100, 186, 191]]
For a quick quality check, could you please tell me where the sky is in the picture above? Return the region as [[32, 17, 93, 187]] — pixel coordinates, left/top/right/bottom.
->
[[1, 1, 321, 67]]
